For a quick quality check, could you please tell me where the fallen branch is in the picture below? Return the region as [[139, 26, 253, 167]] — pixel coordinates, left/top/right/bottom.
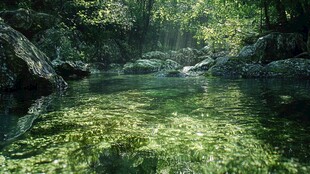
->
[[294, 52, 310, 58]]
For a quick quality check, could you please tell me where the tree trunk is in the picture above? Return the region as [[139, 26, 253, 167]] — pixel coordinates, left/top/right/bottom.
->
[[263, 0, 271, 30], [307, 29, 310, 53], [134, 0, 155, 56], [274, 0, 287, 26], [295, 0, 309, 17]]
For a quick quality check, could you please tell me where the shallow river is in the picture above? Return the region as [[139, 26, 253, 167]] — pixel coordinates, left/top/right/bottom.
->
[[1, 74, 310, 173]]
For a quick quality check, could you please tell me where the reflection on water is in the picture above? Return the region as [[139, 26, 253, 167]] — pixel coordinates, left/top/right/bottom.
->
[[1, 74, 310, 173], [0, 90, 52, 143]]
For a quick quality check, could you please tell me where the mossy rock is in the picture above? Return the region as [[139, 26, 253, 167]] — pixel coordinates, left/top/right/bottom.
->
[[265, 58, 310, 78], [241, 64, 265, 78], [0, 9, 58, 38], [123, 59, 180, 74], [52, 60, 91, 79], [238, 33, 307, 64], [142, 51, 169, 60], [208, 57, 246, 77], [0, 23, 67, 91]]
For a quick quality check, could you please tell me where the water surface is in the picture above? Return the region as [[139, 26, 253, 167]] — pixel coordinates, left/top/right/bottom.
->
[[1, 74, 310, 173]]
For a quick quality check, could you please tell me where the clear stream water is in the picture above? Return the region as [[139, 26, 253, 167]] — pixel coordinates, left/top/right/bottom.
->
[[1, 74, 310, 173]]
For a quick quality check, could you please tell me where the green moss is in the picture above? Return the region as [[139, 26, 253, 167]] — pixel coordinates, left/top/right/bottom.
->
[[1, 74, 310, 173]]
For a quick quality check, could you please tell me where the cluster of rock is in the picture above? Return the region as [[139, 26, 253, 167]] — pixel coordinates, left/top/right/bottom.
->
[[207, 32, 309, 78], [142, 47, 227, 66], [125, 32, 310, 79], [0, 21, 92, 92], [0, 18, 94, 142], [122, 46, 227, 76], [123, 59, 181, 74], [0, 8, 100, 93], [1, 7, 310, 93]]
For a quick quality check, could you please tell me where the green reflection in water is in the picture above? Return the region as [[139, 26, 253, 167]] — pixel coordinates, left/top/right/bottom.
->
[[1, 74, 310, 173]]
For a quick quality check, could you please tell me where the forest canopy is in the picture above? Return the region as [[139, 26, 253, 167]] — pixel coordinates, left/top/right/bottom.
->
[[0, 0, 309, 63]]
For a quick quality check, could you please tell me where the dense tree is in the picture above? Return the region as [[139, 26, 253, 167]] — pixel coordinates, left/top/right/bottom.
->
[[150, 0, 261, 53], [126, 0, 155, 55], [1, 0, 309, 63]]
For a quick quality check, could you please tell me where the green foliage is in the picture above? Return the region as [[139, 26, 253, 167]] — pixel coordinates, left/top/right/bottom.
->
[[151, 0, 260, 53], [16, 0, 32, 9], [1, 0, 308, 63], [73, 0, 133, 31], [33, 23, 87, 61]]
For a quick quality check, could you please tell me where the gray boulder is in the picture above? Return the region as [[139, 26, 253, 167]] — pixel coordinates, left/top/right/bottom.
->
[[265, 58, 310, 78], [209, 56, 266, 78], [189, 57, 215, 72], [208, 57, 246, 77], [241, 64, 265, 78], [238, 32, 307, 64], [169, 47, 202, 66], [123, 59, 180, 74], [184, 57, 215, 76], [0, 8, 58, 37], [142, 51, 169, 60], [52, 60, 91, 79], [208, 57, 310, 79], [200, 45, 211, 55], [0, 23, 67, 91], [238, 46, 255, 60]]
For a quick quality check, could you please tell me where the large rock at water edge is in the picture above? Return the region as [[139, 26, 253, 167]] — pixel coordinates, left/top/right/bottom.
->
[[0, 23, 67, 91], [208, 57, 310, 78], [52, 60, 91, 79], [265, 58, 310, 78], [208, 57, 246, 77], [238, 33, 307, 64], [208, 57, 265, 78], [123, 59, 181, 74], [185, 56, 215, 76]]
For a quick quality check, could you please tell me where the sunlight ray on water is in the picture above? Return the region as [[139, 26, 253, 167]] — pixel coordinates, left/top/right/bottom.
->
[[1, 74, 310, 173]]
